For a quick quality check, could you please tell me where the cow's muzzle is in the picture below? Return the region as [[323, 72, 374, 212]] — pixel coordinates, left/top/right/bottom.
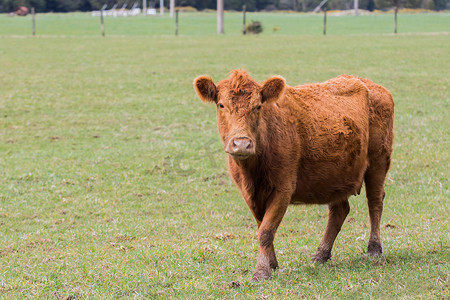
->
[[225, 137, 255, 160]]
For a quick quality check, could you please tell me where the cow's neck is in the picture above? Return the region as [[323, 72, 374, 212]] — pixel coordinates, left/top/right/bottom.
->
[[229, 154, 274, 220], [230, 151, 275, 189]]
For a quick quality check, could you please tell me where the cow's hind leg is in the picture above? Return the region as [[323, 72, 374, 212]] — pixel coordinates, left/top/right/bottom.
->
[[312, 199, 350, 263], [360, 76, 394, 256], [364, 158, 390, 256]]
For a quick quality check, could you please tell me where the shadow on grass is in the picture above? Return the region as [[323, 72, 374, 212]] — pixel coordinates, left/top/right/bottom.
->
[[242, 248, 450, 298], [281, 247, 448, 278]]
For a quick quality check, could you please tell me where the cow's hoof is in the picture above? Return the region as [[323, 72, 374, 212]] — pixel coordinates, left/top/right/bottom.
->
[[252, 267, 271, 281], [367, 242, 382, 256], [311, 251, 331, 263]]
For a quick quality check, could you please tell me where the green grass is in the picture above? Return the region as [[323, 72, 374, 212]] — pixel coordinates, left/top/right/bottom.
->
[[1, 11, 449, 36], [0, 12, 449, 299]]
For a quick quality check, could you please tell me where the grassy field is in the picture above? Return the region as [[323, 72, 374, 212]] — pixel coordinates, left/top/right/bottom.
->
[[0, 12, 449, 299], [1, 11, 450, 36]]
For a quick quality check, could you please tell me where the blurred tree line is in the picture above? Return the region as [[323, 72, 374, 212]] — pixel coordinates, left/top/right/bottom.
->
[[0, 0, 447, 13]]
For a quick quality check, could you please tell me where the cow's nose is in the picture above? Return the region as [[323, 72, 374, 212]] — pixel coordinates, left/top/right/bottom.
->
[[226, 137, 255, 159], [233, 138, 251, 150]]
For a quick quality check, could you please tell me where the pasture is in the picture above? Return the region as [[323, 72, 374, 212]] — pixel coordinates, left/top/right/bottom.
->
[[0, 12, 449, 298]]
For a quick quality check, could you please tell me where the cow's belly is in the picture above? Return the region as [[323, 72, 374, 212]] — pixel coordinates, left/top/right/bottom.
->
[[290, 153, 368, 205], [290, 109, 370, 205]]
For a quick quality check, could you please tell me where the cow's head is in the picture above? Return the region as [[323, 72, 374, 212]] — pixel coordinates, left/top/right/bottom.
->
[[194, 70, 285, 160]]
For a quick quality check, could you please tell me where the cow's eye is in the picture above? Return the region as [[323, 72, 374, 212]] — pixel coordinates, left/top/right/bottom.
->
[[257, 105, 261, 110], [218, 103, 224, 108]]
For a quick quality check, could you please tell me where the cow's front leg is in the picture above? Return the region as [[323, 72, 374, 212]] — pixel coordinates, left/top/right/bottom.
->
[[252, 191, 290, 281]]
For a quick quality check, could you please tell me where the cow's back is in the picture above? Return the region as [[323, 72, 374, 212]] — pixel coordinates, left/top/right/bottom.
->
[[284, 75, 370, 204]]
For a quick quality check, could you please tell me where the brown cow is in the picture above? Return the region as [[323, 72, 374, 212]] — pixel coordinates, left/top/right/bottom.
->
[[14, 6, 29, 16], [193, 70, 394, 280]]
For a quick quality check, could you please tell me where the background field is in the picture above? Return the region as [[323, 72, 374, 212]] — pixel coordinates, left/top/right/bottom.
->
[[0, 12, 449, 299], [1, 11, 450, 36]]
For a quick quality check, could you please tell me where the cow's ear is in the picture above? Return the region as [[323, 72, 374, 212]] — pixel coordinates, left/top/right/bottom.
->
[[194, 75, 218, 103], [261, 76, 286, 104]]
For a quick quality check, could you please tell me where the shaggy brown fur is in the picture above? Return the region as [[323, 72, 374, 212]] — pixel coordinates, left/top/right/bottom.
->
[[194, 69, 394, 280]]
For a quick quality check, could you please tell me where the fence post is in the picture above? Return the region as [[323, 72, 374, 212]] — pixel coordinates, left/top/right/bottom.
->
[[217, 0, 224, 34], [100, 8, 105, 37], [242, 5, 246, 35], [394, 7, 398, 34], [170, 0, 175, 17], [31, 7, 35, 36], [175, 10, 178, 35], [323, 8, 327, 36]]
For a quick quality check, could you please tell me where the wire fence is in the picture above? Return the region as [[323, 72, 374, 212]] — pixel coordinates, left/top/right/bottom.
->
[[1, 10, 449, 37]]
